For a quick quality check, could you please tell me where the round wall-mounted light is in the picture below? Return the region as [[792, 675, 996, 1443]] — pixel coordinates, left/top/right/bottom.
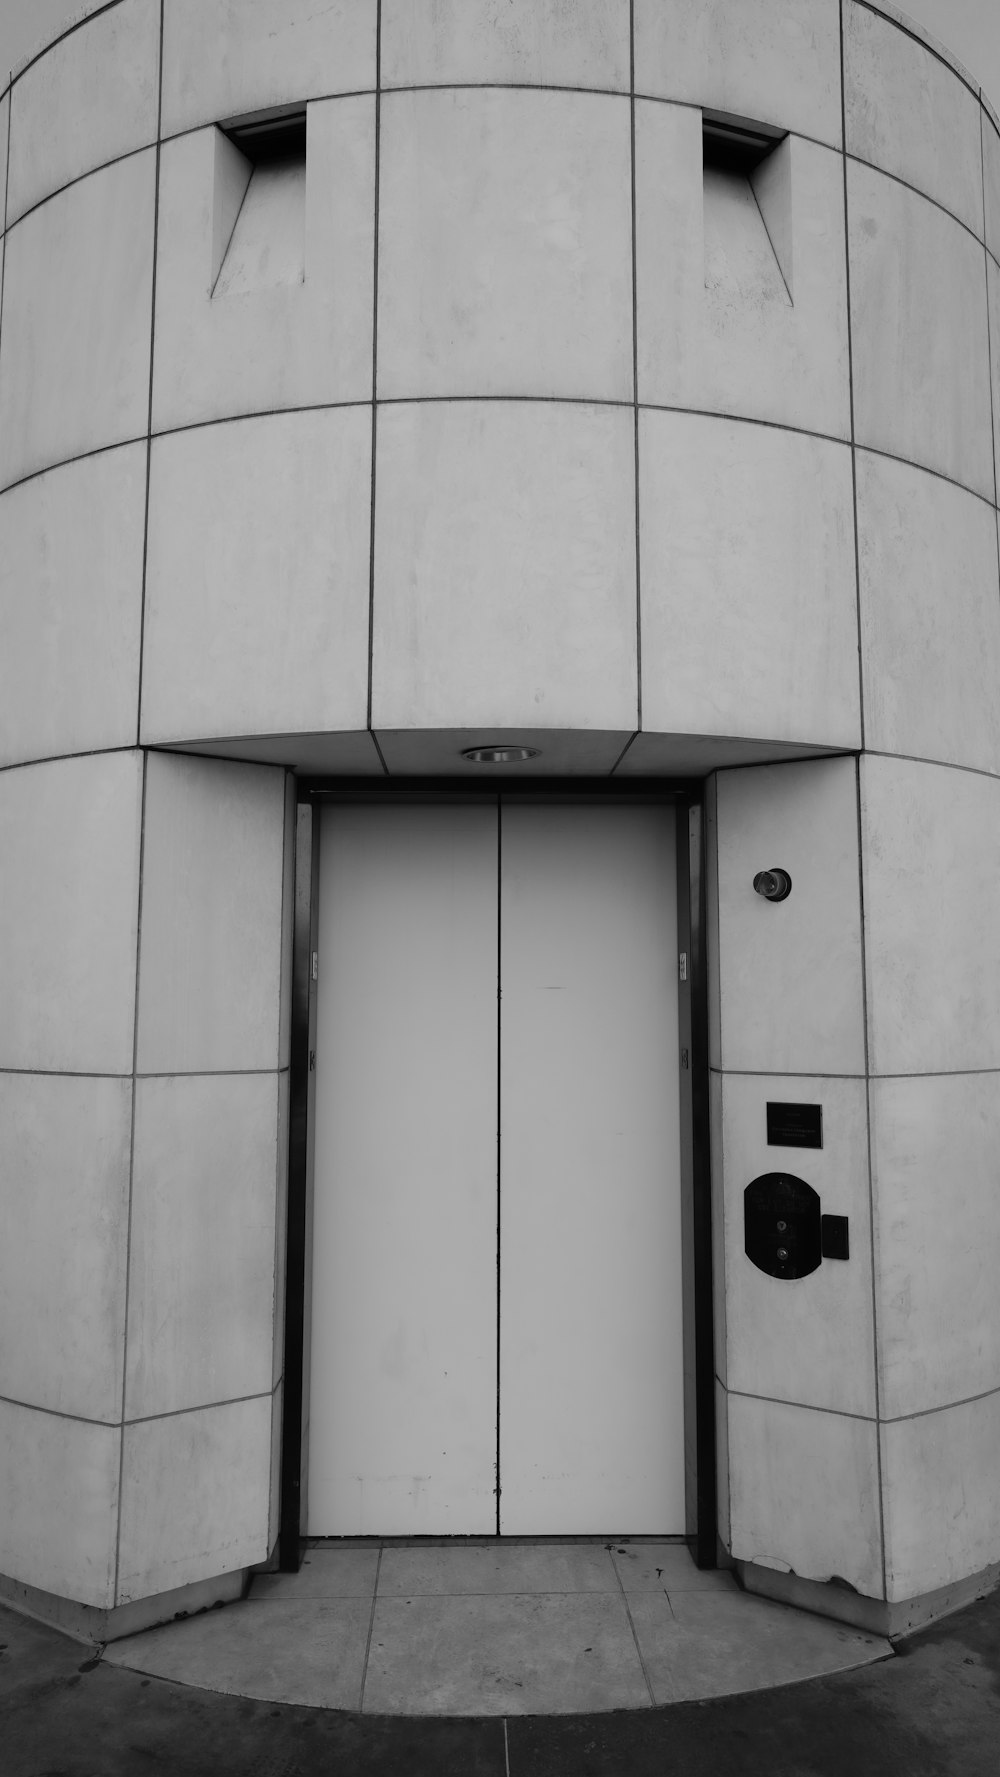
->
[[461, 745, 541, 765], [753, 868, 792, 902]]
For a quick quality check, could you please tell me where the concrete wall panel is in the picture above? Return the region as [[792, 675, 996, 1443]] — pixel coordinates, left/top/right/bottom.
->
[[267, 1383, 283, 1552], [705, 777, 723, 1071], [0, 152, 155, 488], [713, 759, 866, 1076], [372, 400, 638, 732], [141, 410, 371, 745], [639, 413, 859, 747], [984, 113, 1000, 266], [136, 753, 287, 1075], [871, 1072, 1000, 1420], [988, 256, 1000, 501], [708, 1069, 728, 1386], [160, 0, 376, 138], [126, 1074, 281, 1420], [0, 445, 146, 768], [0, 92, 9, 211], [381, 0, 629, 91], [844, 1, 984, 237], [727, 1393, 883, 1596], [152, 99, 374, 433], [0, 752, 143, 1074], [117, 1396, 272, 1602], [861, 756, 1000, 1077], [848, 161, 993, 501], [718, 1073, 876, 1418], [377, 88, 632, 402], [857, 451, 1000, 772], [7, 0, 160, 226], [635, 102, 703, 409], [636, 106, 850, 438], [0, 1399, 120, 1608], [633, 0, 843, 150], [0, 1073, 131, 1423], [881, 1392, 1000, 1601], [715, 1381, 731, 1548]]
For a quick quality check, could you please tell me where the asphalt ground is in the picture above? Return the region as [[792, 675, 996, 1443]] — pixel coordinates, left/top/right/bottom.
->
[[1, 1581, 997, 1776]]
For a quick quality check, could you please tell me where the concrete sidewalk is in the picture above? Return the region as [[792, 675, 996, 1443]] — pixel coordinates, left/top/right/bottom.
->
[[1, 1581, 998, 1775], [100, 1542, 891, 1714]]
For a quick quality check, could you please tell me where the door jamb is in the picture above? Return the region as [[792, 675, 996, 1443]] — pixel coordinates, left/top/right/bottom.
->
[[279, 802, 320, 1568], [677, 802, 718, 1565]]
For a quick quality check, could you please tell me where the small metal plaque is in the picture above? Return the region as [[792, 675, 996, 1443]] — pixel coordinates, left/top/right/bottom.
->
[[766, 1101, 823, 1149]]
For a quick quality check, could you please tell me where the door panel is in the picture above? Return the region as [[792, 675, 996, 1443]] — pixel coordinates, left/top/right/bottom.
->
[[307, 804, 499, 1534], [498, 804, 684, 1532], [308, 799, 684, 1536]]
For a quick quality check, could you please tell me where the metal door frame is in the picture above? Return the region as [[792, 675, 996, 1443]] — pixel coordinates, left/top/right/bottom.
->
[[279, 778, 716, 1568]]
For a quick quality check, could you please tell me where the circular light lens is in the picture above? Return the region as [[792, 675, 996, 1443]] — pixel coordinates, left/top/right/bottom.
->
[[460, 745, 541, 765], [752, 868, 792, 902]]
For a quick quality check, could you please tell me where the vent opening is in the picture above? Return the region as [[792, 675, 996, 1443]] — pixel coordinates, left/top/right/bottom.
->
[[222, 105, 307, 166], [701, 108, 793, 302], [212, 105, 308, 298], [702, 108, 787, 176]]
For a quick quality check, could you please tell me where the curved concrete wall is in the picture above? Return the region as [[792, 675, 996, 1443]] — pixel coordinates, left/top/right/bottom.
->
[[0, 0, 997, 778], [0, 0, 998, 1627]]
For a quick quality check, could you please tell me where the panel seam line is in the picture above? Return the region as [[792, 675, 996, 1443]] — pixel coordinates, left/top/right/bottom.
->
[[366, 1, 382, 755], [358, 1542, 383, 1711], [2, 407, 996, 517], [612, 1546, 658, 1703], [112, 749, 148, 1600], [630, 0, 641, 735], [134, 0, 164, 748], [841, 0, 887, 1600]]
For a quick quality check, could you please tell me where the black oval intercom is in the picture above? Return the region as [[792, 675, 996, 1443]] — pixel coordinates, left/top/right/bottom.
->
[[744, 1173, 822, 1280]]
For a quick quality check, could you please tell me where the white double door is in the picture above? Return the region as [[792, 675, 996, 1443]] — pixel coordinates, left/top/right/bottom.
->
[[307, 801, 684, 1536]]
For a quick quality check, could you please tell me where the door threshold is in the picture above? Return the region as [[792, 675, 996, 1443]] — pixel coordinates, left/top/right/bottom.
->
[[303, 1533, 689, 1549]]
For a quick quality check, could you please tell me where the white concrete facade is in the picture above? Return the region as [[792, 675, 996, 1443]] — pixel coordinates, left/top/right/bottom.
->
[[1, 0, 999, 1635]]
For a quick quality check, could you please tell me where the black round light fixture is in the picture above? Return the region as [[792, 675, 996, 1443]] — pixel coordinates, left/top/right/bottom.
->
[[753, 868, 792, 902], [461, 745, 541, 765]]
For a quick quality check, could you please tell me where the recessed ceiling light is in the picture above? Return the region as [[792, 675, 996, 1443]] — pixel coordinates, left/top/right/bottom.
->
[[461, 745, 541, 765]]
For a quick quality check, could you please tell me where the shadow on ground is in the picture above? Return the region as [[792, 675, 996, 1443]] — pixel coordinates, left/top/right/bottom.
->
[[1, 1583, 997, 1776]]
